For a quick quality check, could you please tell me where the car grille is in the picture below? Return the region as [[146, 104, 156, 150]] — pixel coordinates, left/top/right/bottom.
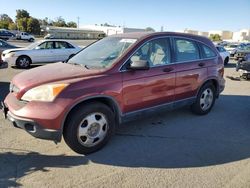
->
[[9, 83, 20, 93]]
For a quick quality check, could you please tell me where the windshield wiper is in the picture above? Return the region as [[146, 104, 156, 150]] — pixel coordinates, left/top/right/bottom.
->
[[68, 62, 90, 69]]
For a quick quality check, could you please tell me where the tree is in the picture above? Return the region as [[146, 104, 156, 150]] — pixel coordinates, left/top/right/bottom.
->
[[0, 14, 13, 29], [209, 34, 222, 41], [53, 16, 67, 27], [8, 23, 17, 30], [16, 9, 30, 31], [145, 27, 155, 32], [67, 21, 77, 28], [16, 9, 30, 19], [16, 18, 28, 31], [27, 17, 40, 35]]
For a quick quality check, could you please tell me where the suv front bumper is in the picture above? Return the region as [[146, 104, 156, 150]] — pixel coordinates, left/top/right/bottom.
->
[[1, 93, 68, 142]]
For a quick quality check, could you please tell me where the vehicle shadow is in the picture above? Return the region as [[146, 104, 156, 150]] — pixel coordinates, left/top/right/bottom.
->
[[0, 82, 10, 101], [0, 62, 8, 69], [11, 64, 42, 70], [86, 94, 250, 168], [0, 151, 87, 187], [1, 95, 250, 186]]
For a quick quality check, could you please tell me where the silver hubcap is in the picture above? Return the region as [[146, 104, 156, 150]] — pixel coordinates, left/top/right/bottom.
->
[[19, 57, 29, 67], [200, 88, 213, 111], [77, 113, 108, 147]]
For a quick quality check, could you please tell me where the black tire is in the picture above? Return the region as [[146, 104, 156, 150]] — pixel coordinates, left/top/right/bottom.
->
[[16, 56, 31, 69], [63, 102, 115, 154], [224, 57, 229, 65], [28, 38, 34, 42], [191, 82, 216, 115]]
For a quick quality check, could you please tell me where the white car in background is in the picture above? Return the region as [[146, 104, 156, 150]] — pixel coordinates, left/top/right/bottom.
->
[[216, 45, 230, 65], [224, 44, 239, 57], [16, 32, 35, 42], [1, 40, 81, 68]]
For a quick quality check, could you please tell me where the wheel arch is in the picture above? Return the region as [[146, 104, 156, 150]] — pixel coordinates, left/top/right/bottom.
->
[[61, 95, 122, 134], [197, 78, 219, 98]]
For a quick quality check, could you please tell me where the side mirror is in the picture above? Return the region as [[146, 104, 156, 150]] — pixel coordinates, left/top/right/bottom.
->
[[128, 60, 150, 70], [35, 46, 41, 50]]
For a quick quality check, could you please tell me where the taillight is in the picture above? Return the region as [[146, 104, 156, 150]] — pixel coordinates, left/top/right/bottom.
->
[[219, 67, 224, 77]]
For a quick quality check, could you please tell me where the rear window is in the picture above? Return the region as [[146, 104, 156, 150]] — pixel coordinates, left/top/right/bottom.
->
[[174, 38, 200, 62], [202, 45, 216, 58]]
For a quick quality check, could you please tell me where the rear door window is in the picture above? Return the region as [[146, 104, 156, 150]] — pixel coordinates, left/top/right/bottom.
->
[[174, 38, 200, 62]]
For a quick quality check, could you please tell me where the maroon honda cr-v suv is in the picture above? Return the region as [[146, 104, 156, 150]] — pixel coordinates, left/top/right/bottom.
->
[[1, 32, 225, 154]]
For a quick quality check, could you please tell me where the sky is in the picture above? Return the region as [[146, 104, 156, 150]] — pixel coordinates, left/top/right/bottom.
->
[[0, 0, 249, 32]]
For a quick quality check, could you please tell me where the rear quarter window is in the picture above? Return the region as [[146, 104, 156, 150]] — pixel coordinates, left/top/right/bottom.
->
[[201, 45, 216, 58]]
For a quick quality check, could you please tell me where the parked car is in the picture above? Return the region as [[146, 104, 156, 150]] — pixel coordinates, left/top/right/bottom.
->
[[16, 32, 35, 42], [1, 40, 81, 68], [224, 44, 240, 57], [236, 53, 250, 79], [0, 29, 15, 40], [1, 32, 225, 154], [234, 45, 250, 60], [216, 45, 230, 65], [0, 39, 19, 66]]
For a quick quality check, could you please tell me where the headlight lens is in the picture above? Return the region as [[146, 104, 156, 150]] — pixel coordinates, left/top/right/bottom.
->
[[6, 52, 15, 57], [21, 84, 68, 102]]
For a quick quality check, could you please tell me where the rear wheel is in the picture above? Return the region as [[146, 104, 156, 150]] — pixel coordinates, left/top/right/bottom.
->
[[28, 38, 34, 42], [191, 83, 216, 115], [224, 57, 229, 65], [63, 102, 115, 154], [16, 56, 31, 69]]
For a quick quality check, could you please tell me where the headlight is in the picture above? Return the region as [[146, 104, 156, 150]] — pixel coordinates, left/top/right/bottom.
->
[[6, 53, 16, 57], [21, 83, 68, 102]]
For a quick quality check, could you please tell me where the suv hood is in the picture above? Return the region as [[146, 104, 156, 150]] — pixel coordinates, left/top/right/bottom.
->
[[12, 62, 103, 98]]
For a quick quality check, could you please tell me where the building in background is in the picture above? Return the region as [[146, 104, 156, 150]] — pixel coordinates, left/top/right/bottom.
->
[[208, 30, 233, 40], [175, 28, 250, 42], [80, 25, 146, 36], [41, 26, 106, 39], [232, 29, 250, 42]]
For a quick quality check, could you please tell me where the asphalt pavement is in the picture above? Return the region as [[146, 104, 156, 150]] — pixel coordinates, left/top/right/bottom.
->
[[0, 46, 250, 187]]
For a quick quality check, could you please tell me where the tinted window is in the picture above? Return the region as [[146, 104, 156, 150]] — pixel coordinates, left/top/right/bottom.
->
[[174, 39, 200, 62], [130, 38, 170, 67], [39, 41, 54, 49], [54, 41, 74, 49], [202, 45, 216, 58]]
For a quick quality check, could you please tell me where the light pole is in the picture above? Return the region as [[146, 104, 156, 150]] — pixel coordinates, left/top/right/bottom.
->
[[77, 17, 80, 28]]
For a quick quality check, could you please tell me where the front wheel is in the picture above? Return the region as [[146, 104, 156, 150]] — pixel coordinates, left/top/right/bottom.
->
[[191, 83, 216, 115], [63, 102, 115, 154], [16, 56, 31, 69]]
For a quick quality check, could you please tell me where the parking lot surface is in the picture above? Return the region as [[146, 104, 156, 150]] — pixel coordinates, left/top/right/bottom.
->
[[0, 42, 250, 187]]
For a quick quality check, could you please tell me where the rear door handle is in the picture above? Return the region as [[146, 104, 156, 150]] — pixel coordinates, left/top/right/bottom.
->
[[198, 62, 205, 67], [163, 67, 174, 72]]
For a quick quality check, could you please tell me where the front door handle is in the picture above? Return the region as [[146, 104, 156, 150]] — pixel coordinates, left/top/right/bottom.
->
[[198, 62, 205, 67], [163, 67, 174, 72]]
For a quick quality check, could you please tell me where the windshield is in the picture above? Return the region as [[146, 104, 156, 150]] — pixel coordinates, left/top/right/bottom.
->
[[68, 37, 137, 69], [227, 44, 238, 48], [26, 41, 41, 49], [239, 46, 250, 51]]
